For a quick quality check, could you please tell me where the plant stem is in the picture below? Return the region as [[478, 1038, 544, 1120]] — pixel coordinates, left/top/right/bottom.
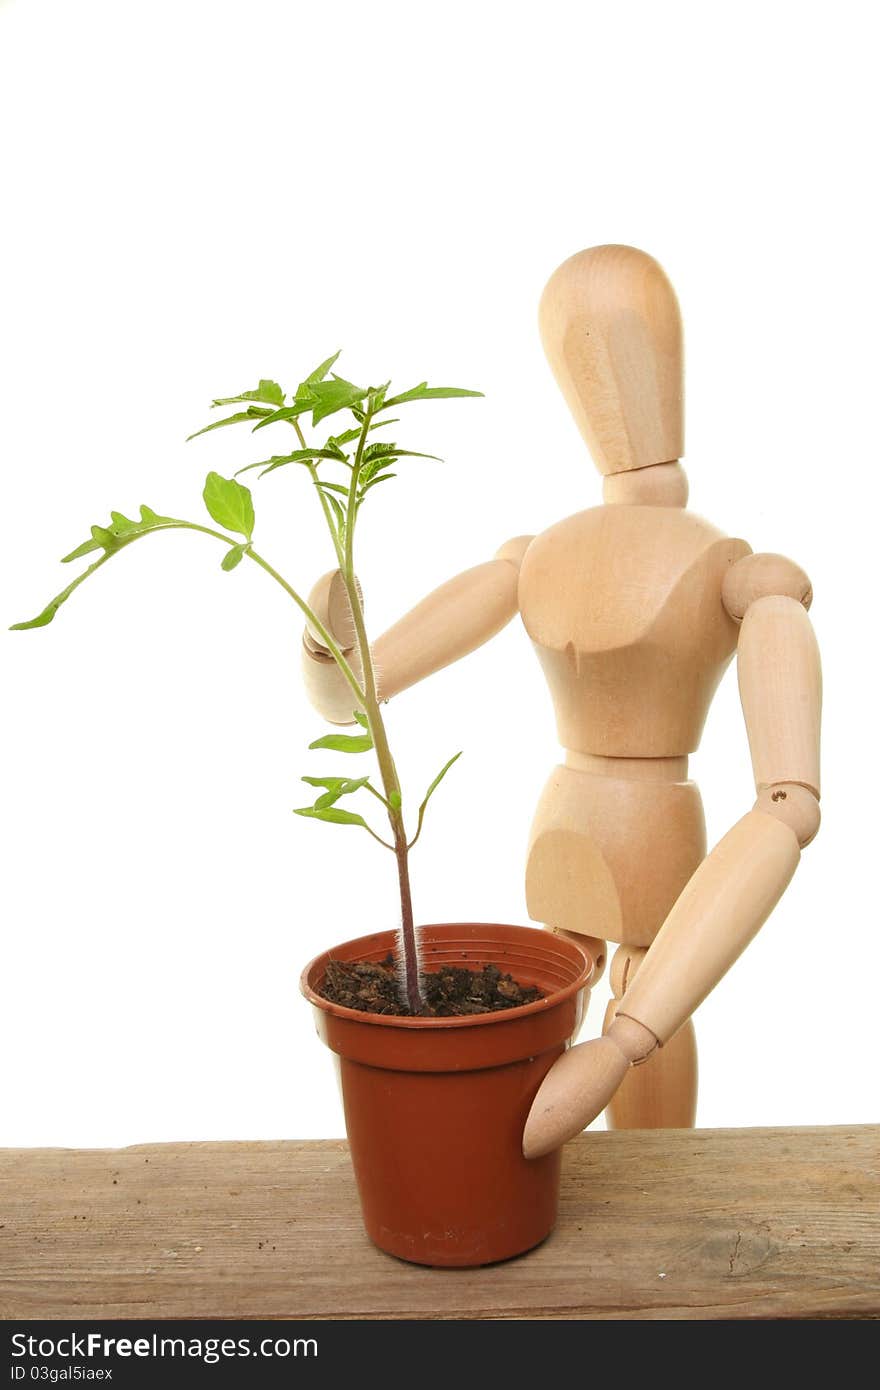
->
[[392, 819, 422, 1012], [290, 415, 346, 569], [143, 521, 366, 708], [243, 546, 364, 706], [331, 403, 425, 1013]]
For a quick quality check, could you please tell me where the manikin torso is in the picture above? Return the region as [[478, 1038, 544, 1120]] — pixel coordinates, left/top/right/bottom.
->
[[520, 502, 750, 950]]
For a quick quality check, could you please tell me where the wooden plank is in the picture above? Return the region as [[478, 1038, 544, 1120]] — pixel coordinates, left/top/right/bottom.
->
[[0, 1126, 878, 1320]]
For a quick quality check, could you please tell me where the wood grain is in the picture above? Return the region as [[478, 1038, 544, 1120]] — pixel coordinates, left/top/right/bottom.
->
[[1, 1127, 877, 1320]]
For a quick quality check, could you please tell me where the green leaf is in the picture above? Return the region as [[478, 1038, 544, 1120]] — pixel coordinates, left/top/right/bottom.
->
[[308, 376, 370, 427], [221, 543, 247, 571], [203, 472, 255, 539], [328, 417, 399, 449], [250, 401, 315, 432], [293, 805, 369, 828], [360, 473, 396, 495], [308, 731, 373, 753], [420, 751, 462, 809], [255, 449, 348, 476], [327, 425, 363, 448], [366, 446, 441, 464], [60, 504, 178, 563], [359, 444, 441, 489], [10, 589, 77, 629], [313, 775, 370, 810], [409, 752, 462, 849], [304, 351, 341, 385], [322, 492, 346, 535], [368, 382, 391, 413], [59, 537, 104, 563], [12, 504, 185, 630], [187, 405, 274, 440], [235, 447, 349, 478], [234, 455, 293, 477], [382, 383, 483, 409], [352, 711, 370, 729], [389, 789, 402, 810], [212, 379, 285, 408], [301, 775, 355, 793]]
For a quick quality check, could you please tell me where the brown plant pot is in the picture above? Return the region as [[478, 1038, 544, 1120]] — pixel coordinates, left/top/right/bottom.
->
[[301, 922, 592, 1268]]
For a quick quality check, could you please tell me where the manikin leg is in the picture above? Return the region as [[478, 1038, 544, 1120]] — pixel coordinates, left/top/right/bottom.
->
[[524, 799, 815, 1158], [604, 946, 697, 1129]]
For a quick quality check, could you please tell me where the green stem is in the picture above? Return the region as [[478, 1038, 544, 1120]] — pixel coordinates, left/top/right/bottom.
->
[[243, 545, 364, 708], [334, 405, 424, 1013], [289, 414, 345, 568], [156, 522, 365, 706], [97, 521, 365, 707], [364, 781, 391, 809], [306, 461, 345, 566]]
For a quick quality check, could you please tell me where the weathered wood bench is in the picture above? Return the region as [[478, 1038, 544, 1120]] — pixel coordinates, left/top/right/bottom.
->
[[1, 1126, 877, 1320]]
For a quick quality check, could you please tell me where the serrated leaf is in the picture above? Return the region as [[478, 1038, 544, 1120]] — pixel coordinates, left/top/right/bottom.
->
[[250, 401, 315, 432], [235, 455, 292, 477], [368, 382, 391, 413], [363, 441, 394, 463], [212, 379, 285, 408], [236, 447, 348, 478], [382, 383, 483, 409], [323, 492, 346, 535], [293, 805, 369, 828], [359, 445, 440, 489], [221, 543, 247, 571], [108, 510, 139, 534], [327, 425, 363, 447], [203, 472, 254, 539], [304, 351, 342, 385], [14, 505, 183, 630], [187, 405, 274, 440], [360, 473, 396, 495], [308, 731, 373, 753], [308, 376, 370, 427], [60, 536, 104, 563], [328, 417, 400, 449], [368, 446, 441, 463], [60, 504, 178, 563]]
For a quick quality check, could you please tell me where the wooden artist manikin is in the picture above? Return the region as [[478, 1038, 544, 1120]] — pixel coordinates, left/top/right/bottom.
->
[[302, 245, 822, 1157]]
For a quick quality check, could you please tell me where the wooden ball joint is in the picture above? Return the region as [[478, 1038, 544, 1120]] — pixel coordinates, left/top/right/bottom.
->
[[301, 244, 823, 1159]]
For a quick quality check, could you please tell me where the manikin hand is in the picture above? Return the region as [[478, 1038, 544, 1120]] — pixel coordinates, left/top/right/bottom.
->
[[522, 1015, 658, 1159], [302, 569, 360, 657], [301, 570, 364, 725]]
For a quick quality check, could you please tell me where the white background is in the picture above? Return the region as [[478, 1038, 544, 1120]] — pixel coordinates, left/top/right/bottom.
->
[[1, 0, 877, 1147]]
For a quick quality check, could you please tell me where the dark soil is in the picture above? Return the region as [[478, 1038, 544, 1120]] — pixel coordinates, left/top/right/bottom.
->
[[319, 955, 543, 1017]]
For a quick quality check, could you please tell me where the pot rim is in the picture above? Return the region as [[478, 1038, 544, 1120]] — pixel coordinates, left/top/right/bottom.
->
[[300, 921, 593, 1032]]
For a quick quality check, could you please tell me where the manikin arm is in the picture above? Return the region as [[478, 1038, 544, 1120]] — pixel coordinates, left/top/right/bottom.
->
[[523, 557, 822, 1159], [301, 537, 534, 723]]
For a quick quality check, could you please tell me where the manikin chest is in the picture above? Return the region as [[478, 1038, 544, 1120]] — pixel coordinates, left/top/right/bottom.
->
[[518, 505, 750, 756]]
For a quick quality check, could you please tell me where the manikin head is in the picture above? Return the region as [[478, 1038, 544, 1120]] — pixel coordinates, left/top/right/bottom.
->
[[539, 244, 688, 507]]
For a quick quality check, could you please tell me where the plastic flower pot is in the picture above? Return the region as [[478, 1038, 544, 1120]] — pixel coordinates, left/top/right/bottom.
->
[[301, 921, 593, 1268]]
